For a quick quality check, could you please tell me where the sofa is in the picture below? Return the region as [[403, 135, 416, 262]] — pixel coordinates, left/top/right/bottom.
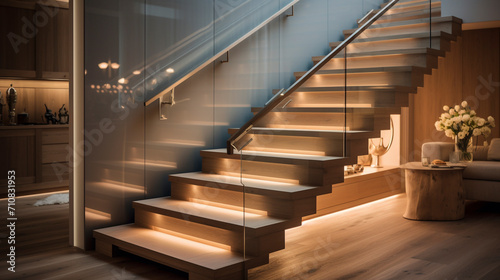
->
[[421, 138, 500, 203]]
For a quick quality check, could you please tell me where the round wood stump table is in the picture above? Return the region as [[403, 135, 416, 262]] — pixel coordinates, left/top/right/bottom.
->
[[402, 162, 466, 221]]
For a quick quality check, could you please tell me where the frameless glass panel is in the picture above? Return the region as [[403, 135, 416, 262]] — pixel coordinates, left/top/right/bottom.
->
[[142, 0, 296, 103], [143, 0, 214, 101], [84, 0, 146, 248]]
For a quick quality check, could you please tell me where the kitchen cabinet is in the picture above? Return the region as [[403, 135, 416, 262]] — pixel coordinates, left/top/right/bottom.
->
[[0, 2, 69, 80], [0, 125, 69, 197]]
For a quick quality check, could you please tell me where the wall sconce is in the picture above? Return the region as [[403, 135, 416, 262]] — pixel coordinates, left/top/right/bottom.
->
[[159, 88, 175, 120]]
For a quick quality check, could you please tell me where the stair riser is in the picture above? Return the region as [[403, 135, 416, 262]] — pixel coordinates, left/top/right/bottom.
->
[[317, 53, 438, 71], [134, 208, 286, 257], [301, 71, 424, 88], [171, 182, 319, 219], [226, 134, 373, 158], [333, 37, 450, 53], [372, 9, 441, 25], [287, 90, 410, 108], [202, 157, 344, 187], [346, 21, 459, 38], [253, 111, 376, 131]]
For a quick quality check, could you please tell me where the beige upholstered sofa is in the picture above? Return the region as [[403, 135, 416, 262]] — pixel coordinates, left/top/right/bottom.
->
[[421, 138, 500, 203]]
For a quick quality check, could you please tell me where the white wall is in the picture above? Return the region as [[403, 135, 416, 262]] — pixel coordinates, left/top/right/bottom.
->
[[442, 0, 500, 23]]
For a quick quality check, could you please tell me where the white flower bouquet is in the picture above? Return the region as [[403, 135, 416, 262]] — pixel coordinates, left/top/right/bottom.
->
[[435, 101, 495, 161]]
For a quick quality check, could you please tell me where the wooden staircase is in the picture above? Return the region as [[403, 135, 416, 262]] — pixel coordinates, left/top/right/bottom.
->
[[94, 1, 462, 279]]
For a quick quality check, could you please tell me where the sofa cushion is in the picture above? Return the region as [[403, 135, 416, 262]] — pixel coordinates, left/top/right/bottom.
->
[[463, 161, 500, 181], [488, 138, 500, 161], [472, 146, 489, 161]]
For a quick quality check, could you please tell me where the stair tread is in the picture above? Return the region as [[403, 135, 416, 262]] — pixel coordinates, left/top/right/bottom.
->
[[134, 197, 291, 231], [374, 1, 440, 16], [296, 85, 416, 93], [345, 16, 461, 35], [331, 31, 453, 46], [229, 127, 376, 139], [376, 6, 441, 21], [313, 47, 444, 61], [383, 0, 440, 8], [202, 148, 345, 164], [170, 172, 326, 199], [94, 224, 245, 272], [250, 107, 389, 112], [295, 65, 421, 76]]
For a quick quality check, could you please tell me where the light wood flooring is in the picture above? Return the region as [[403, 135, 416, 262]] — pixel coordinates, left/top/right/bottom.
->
[[1, 192, 499, 279]]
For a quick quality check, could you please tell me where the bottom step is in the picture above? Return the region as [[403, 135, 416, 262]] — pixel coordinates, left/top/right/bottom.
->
[[94, 224, 264, 280]]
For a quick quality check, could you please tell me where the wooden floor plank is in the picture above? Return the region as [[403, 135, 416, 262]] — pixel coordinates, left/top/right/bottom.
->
[[1, 192, 499, 279]]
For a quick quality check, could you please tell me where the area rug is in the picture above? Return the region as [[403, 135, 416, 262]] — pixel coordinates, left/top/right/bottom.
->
[[34, 193, 69, 206]]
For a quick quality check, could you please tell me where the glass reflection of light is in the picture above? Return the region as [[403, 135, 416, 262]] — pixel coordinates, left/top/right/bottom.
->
[[85, 207, 112, 221], [99, 180, 144, 192], [148, 139, 205, 147]]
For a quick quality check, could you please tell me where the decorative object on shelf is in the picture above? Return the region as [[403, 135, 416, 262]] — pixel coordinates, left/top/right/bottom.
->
[[369, 117, 394, 168], [357, 154, 372, 166], [6, 84, 17, 125], [58, 104, 69, 124], [17, 109, 29, 125], [344, 164, 364, 176], [43, 104, 58, 124], [435, 100, 495, 162]]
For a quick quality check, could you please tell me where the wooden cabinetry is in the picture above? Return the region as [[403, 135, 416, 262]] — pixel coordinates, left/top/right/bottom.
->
[[0, 125, 69, 197], [0, 2, 69, 80]]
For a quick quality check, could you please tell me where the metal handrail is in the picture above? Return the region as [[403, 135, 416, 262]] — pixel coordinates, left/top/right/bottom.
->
[[227, 0, 400, 154]]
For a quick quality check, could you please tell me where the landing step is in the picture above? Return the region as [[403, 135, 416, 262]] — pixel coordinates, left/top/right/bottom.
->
[[170, 172, 328, 199], [201, 148, 347, 167], [93, 224, 248, 279], [133, 198, 297, 236], [313, 47, 444, 62], [229, 127, 377, 140], [330, 31, 454, 47], [294, 66, 425, 77]]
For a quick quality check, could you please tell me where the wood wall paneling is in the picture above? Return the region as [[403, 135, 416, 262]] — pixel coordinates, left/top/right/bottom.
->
[[36, 5, 70, 79], [461, 29, 500, 141], [0, 4, 69, 79], [0, 6, 36, 73], [412, 28, 500, 160]]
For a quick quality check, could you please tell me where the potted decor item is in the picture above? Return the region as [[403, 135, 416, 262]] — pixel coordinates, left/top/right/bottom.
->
[[6, 84, 17, 125], [435, 101, 495, 162], [58, 104, 69, 124]]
